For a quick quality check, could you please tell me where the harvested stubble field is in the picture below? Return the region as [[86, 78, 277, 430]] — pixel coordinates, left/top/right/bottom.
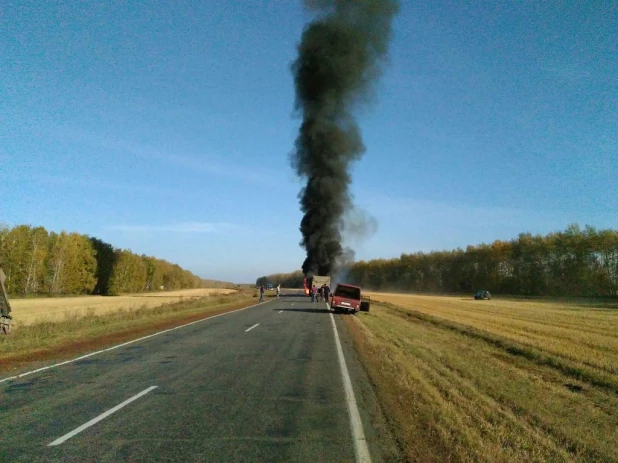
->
[[345, 293, 618, 463], [10, 288, 237, 326]]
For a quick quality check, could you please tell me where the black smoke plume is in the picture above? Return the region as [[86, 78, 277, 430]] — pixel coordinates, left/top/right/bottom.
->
[[291, 0, 399, 276]]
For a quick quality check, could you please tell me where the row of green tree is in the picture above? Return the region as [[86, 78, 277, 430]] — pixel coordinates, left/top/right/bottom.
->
[[0, 224, 231, 296], [256, 271, 305, 288], [257, 225, 618, 297]]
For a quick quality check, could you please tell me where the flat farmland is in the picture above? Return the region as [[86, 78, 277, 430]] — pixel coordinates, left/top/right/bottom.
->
[[345, 293, 618, 463], [10, 288, 237, 326]]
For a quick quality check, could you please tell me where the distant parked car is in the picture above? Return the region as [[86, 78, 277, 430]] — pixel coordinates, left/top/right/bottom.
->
[[474, 290, 491, 300], [266, 284, 273, 290]]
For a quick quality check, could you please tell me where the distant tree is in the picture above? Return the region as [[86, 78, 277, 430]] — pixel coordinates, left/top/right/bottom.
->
[[90, 237, 116, 295], [0, 223, 218, 296], [269, 225, 618, 297], [0, 225, 33, 294], [256, 271, 304, 288], [109, 250, 146, 294], [23, 226, 49, 295], [142, 255, 163, 291], [47, 232, 97, 294]]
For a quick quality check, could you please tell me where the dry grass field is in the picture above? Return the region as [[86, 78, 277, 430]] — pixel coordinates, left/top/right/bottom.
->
[[345, 293, 618, 463], [10, 288, 237, 326]]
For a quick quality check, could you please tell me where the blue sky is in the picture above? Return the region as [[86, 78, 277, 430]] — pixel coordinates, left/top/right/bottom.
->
[[1, 1, 616, 283]]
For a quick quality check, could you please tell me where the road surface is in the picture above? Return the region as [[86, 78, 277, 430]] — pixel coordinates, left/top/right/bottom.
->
[[0, 294, 399, 462]]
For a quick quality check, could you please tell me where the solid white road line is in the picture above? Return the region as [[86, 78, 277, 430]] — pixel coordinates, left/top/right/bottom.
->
[[245, 323, 259, 332], [0, 301, 270, 385], [48, 386, 158, 446], [328, 303, 371, 463]]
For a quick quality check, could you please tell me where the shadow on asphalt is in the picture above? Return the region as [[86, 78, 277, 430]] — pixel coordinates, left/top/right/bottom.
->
[[262, 294, 308, 299], [275, 308, 332, 314]]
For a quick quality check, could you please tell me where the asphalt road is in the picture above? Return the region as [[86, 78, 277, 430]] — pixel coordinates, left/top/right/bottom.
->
[[0, 294, 399, 462]]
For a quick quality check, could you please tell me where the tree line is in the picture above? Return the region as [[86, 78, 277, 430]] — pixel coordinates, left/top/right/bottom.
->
[[257, 225, 618, 297], [0, 224, 231, 296], [256, 271, 305, 289]]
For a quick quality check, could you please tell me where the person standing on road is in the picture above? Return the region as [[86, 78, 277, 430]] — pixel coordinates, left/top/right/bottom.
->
[[323, 284, 330, 303], [259, 285, 265, 302], [276, 284, 280, 299], [310, 284, 317, 303]]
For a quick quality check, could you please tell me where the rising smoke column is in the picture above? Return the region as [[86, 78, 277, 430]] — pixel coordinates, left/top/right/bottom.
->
[[291, 0, 399, 276]]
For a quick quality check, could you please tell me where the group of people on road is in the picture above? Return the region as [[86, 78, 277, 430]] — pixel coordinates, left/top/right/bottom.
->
[[258, 284, 280, 302], [310, 283, 330, 303], [259, 283, 330, 304]]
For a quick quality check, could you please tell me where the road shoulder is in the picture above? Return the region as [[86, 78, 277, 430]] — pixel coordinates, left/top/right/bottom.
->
[[335, 312, 403, 463]]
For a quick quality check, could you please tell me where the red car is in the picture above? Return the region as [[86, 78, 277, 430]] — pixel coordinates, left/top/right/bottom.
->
[[330, 283, 363, 314]]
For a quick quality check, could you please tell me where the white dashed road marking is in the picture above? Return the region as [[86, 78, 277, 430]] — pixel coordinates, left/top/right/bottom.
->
[[48, 386, 158, 446], [0, 301, 269, 385]]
